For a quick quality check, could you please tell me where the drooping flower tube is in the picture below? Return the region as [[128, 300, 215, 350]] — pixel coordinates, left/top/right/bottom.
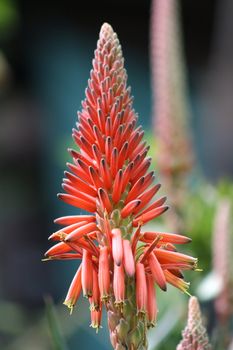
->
[[44, 23, 197, 349]]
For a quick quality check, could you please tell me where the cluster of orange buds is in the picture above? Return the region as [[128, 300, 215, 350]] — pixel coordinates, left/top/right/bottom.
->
[[44, 23, 197, 343]]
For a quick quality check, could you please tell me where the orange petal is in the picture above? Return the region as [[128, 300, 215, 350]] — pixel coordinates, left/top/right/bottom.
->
[[65, 222, 98, 242], [146, 274, 157, 327], [121, 199, 141, 218], [130, 157, 152, 183], [89, 166, 103, 189], [54, 215, 95, 226], [112, 228, 123, 266], [136, 263, 147, 314], [125, 177, 145, 204], [112, 170, 123, 203], [98, 246, 110, 301], [90, 307, 102, 331], [110, 147, 119, 178], [141, 231, 191, 244], [154, 249, 197, 266], [123, 239, 135, 276], [113, 263, 125, 305], [121, 162, 134, 192], [136, 184, 161, 211], [133, 206, 169, 227], [81, 250, 93, 297], [105, 136, 112, 163], [148, 252, 167, 291], [99, 158, 112, 190], [45, 242, 72, 257], [164, 270, 190, 294], [89, 267, 100, 311], [131, 225, 142, 255], [135, 196, 167, 217], [58, 193, 96, 212], [49, 221, 88, 241], [98, 188, 112, 212], [64, 264, 82, 313], [62, 183, 96, 204]]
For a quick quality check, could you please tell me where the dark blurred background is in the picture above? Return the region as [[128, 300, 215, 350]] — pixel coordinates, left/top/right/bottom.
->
[[0, 0, 232, 349]]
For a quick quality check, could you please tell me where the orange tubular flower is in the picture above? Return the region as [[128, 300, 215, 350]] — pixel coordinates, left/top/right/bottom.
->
[[136, 263, 148, 315], [98, 246, 111, 301], [44, 23, 197, 349], [89, 267, 100, 311], [90, 307, 102, 333], [63, 264, 82, 313], [112, 228, 123, 266], [113, 263, 125, 306], [122, 239, 135, 277], [146, 274, 158, 327], [81, 250, 93, 297]]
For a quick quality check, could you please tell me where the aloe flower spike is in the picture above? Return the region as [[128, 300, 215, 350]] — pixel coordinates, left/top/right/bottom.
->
[[44, 23, 197, 350]]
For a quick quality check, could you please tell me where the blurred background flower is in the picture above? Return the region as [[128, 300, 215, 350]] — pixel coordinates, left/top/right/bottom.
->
[[0, 0, 232, 349]]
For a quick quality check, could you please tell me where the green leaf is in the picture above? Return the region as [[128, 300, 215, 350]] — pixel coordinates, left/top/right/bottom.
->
[[45, 296, 69, 350]]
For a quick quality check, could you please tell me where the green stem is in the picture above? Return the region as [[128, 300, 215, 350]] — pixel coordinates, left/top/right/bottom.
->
[[107, 277, 148, 350]]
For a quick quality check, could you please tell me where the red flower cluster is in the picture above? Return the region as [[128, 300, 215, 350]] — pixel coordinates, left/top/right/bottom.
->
[[44, 23, 197, 334]]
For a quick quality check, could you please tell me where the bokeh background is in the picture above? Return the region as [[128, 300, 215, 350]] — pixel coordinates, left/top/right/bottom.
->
[[0, 0, 233, 349]]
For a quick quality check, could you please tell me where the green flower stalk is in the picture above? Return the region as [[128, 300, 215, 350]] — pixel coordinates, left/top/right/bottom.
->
[[44, 23, 197, 349]]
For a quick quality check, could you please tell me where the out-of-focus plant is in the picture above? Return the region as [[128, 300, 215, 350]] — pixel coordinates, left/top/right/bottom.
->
[[150, 0, 194, 232], [177, 296, 212, 349], [45, 297, 68, 350], [0, 0, 19, 40], [211, 196, 233, 349], [212, 198, 232, 325]]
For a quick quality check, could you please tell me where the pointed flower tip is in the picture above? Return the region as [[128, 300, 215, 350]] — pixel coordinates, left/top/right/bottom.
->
[[100, 22, 114, 35]]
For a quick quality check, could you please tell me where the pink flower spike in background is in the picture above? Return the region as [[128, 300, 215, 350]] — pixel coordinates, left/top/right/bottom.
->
[[177, 296, 212, 350], [150, 0, 194, 231], [212, 198, 232, 325], [44, 23, 197, 349]]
